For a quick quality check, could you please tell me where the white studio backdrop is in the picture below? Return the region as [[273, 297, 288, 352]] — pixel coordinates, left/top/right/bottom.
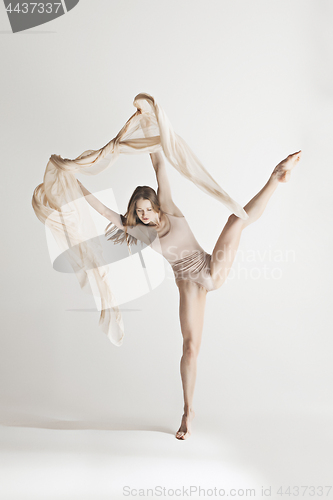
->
[[0, 0, 333, 494]]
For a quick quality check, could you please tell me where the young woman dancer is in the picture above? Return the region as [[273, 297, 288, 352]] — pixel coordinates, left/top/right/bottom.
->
[[77, 149, 302, 440]]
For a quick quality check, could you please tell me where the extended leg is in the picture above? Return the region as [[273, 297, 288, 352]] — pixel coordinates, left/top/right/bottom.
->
[[175, 280, 207, 440], [210, 151, 302, 287]]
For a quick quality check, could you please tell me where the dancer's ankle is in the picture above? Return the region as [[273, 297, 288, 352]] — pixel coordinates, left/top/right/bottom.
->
[[183, 406, 194, 416]]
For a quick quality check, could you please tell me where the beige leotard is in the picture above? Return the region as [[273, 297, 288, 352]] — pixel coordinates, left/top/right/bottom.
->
[[150, 212, 216, 292]]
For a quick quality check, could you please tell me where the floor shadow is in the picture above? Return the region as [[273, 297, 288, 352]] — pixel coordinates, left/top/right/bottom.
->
[[0, 416, 174, 435]]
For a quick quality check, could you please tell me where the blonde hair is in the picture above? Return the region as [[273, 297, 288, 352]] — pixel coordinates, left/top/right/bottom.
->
[[105, 186, 160, 251]]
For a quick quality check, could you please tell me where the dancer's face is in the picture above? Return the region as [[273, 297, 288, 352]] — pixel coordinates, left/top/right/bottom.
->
[[135, 198, 159, 224]]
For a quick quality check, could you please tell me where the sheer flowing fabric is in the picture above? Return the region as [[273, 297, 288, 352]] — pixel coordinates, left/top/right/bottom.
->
[[32, 93, 248, 346]]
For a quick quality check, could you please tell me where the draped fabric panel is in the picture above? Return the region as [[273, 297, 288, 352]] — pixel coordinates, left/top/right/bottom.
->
[[32, 93, 248, 346]]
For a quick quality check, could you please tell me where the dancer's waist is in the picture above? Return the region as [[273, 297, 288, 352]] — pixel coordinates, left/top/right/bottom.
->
[[171, 250, 208, 274]]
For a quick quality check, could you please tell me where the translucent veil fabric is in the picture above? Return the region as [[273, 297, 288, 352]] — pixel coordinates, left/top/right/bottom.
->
[[32, 92, 248, 347]]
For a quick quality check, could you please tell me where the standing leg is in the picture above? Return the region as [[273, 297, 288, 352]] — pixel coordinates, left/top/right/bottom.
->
[[210, 151, 302, 287], [175, 280, 207, 440]]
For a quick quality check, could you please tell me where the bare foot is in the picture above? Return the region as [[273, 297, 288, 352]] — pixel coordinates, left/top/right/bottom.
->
[[272, 150, 302, 183], [175, 409, 195, 440]]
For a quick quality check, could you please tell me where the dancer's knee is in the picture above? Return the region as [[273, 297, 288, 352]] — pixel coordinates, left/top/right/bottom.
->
[[227, 213, 245, 229], [182, 339, 200, 359]]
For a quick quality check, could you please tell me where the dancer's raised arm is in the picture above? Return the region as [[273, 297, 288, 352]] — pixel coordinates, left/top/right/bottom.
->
[[149, 152, 183, 216], [77, 180, 124, 229]]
